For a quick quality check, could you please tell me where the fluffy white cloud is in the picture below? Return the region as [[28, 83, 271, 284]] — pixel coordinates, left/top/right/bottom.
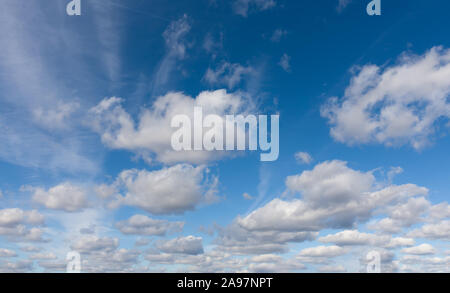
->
[[337, 0, 352, 13], [278, 54, 291, 72], [270, 29, 288, 42], [232, 0, 276, 17], [0, 208, 45, 242], [385, 237, 415, 248], [408, 220, 450, 240], [368, 197, 431, 233], [295, 152, 313, 165], [89, 90, 253, 164], [401, 244, 436, 255], [204, 63, 254, 89], [298, 245, 346, 258], [109, 164, 218, 215], [322, 47, 450, 149], [318, 230, 389, 246], [0, 248, 17, 258], [240, 161, 427, 233], [156, 236, 204, 255], [115, 215, 184, 236], [71, 235, 119, 253], [30, 183, 88, 212]]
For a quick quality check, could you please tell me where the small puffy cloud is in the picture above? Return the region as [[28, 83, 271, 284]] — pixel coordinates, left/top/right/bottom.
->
[[337, 0, 352, 13], [0, 208, 45, 242], [89, 90, 253, 164], [321, 47, 450, 150], [156, 236, 204, 255], [0, 248, 17, 258], [32, 101, 79, 130], [115, 215, 184, 236], [30, 183, 88, 212], [270, 29, 288, 42], [385, 237, 415, 248], [319, 265, 347, 273], [71, 235, 119, 253], [294, 152, 313, 165], [298, 246, 346, 258], [318, 230, 389, 246], [242, 193, 253, 200], [233, 0, 276, 17], [204, 62, 254, 89], [110, 164, 218, 215], [402, 244, 436, 255], [0, 260, 33, 273], [408, 220, 450, 241], [278, 53, 291, 72], [29, 252, 57, 260]]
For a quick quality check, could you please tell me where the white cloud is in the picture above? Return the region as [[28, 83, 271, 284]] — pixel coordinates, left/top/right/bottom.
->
[[156, 236, 204, 255], [294, 152, 313, 165], [232, 0, 276, 17], [89, 90, 254, 164], [321, 47, 450, 149], [153, 15, 191, 89], [110, 164, 218, 215], [278, 54, 291, 72], [29, 252, 57, 260], [71, 235, 119, 253], [319, 265, 347, 273], [408, 220, 450, 240], [385, 237, 415, 248], [337, 0, 352, 13], [204, 62, 254, 89], [243, 193, 254, 200], [0, 248, 17, 258], [298, 245, 346, 258], [402, 244, 436, 255], [30, 183, 88, 212], [0, 208, 45, 242], [115, 215, 184, 236], [318, 230, 389, 246], [234, 161, 427, 253], [270, 29, 288, 42]]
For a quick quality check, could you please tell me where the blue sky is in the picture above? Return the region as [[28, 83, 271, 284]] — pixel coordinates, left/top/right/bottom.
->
[[0, 0, 449, 272]]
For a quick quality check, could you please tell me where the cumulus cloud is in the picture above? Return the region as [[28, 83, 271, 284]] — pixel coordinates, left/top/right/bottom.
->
[[156, 236, 204, 255], [278, 54, 291, 72], [204, 62, 254, 89], [408, 220, 450, 240], [71, 235, 119, 253], [0, 208, 45, 242], [0, 248, 17, 258], [115, 215, 184, 236], [30, 183, 88, 212], [232, 0, 276, 17], [294, 151, 313, 165], [401, 244, 436, 255], [298, 245, 346, 258], [89, 90, 254, 164], [224, 160, 428, 257], [321, 47, 450, 149], [270, 29, 288, 42], [105, 164, 218, 215]]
